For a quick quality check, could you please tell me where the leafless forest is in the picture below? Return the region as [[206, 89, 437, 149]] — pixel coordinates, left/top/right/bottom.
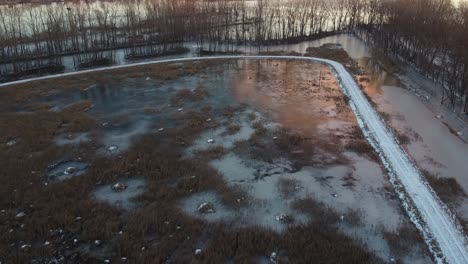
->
[[0, 0, 467, 110]]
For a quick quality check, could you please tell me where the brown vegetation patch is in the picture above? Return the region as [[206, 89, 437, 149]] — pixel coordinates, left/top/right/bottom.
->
[[345, 126, 379, 162], [383, 222, 425, 258], [171, 110, 214, 146], [345, 140, 379, 162], [196, 146, 228, 161], [344, 208, 364, 226], [221, 105, 242, 119], [378, 111, 391, 123], [170, 86, 210, 106], [278, 178, 301, 199], [305, 45, 361, 74], [342, 172, 358, 189], [396, 131, 411, 145], [292, 197, 340, 226], [222, 124, 241, 136], [0, 101, 96, 152], [275, 128, 304, 153], [198, 222, 381, 264], [422, 170, 467, 207], [193, 195, 382, 264]]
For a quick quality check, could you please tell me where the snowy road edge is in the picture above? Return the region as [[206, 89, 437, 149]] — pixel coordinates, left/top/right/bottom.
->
[[2, 56, 467, 264]]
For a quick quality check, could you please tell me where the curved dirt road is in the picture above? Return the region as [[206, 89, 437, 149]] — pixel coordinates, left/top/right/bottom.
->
[[2, 56, 467, 263]]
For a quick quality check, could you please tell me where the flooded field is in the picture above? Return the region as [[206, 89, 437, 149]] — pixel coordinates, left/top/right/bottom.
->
[[0, 59, 434, 263]]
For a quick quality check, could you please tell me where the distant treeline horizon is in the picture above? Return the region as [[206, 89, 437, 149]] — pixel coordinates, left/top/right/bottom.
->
[[0, 0, 467, 111]]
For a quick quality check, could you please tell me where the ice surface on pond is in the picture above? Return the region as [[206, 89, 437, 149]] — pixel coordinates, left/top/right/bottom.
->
[[189, 121, 255, 152], [93, 178, 146, 210], [180, 153, 310, 232], [99, 118, 150, 154], [206, 151, 404, 235], [179, 191, 236, 223], [55, 132, 91, 146], [46, 161, 89, 181], [186, 111, 259, 155]]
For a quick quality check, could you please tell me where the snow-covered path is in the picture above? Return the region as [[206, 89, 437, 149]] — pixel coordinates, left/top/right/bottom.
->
[[1, 56, 467, 263]]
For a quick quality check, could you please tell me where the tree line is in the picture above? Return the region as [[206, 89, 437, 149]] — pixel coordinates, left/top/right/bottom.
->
[[0, 0, 467, 111], [0, 0, 371, 71], [360, 0, 468, 111]]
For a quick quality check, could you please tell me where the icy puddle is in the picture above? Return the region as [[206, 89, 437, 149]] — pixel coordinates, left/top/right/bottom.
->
[[93, 178, 146, 210], [55, 132, 91, 146], [180, 191, 237, 223], [46, 160, 89, 181]]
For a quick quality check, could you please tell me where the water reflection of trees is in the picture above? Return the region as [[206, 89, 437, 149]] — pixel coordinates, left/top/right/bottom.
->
[[0, 0, 467, 112]]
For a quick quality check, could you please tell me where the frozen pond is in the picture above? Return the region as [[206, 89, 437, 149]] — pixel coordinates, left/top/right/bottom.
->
[[1, 57, 436, 263], [49, 60, 431, 262]]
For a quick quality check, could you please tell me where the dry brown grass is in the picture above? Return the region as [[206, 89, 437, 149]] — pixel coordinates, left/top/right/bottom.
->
[[345, 126, 379, 162], [396, 131, 411, 145], [278, 178, 301, 199], [275, 128, 304, 153], [344, 208, 364, 226], [247, 112, 257, 121], [305, 45, 361, 74], [221, 105, 241, 119], [196, 146, 228, 161], [359, 76, 371, 83], [383, 222, 425, 258], [342, 172, 358, 189], [345, 140, 379, 162], [170, 110, 213, 146], [330, 94, 351, 114], [292, 197, 340, 226], [222, 124, 241, 136], [235, 122, 282, 163], [422, 169, 466, 207], [378, 111, 391, 123], [170, 86, 210, 106], [0, 101, 96, 152], [197, 222, 382, 264], [195, 195, 382, 264]]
